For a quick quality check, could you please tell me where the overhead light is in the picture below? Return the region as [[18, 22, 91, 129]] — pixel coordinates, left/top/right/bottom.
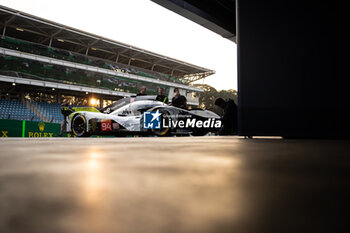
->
[[12, 83, 16, 86], [89, 98, 98, 106], [86, 92, 89, 94], [52, 88, 55, 91], [57, 39, 65, 42], [91, 47, 97, 50], [16, 28, 24, 32]]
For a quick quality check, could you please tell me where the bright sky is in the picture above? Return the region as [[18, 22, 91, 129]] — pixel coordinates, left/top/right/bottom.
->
[[0, 0, 237, 91]]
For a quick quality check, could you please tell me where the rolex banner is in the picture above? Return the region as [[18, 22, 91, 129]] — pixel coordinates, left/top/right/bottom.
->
[[0, 119, 22, 137], [0, 119, 60, 137], [0, 119, 113, 137], [25, 121, 60, 138]]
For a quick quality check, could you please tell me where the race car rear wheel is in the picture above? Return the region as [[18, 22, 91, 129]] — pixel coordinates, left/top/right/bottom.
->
[[72, 114, 90, 137]]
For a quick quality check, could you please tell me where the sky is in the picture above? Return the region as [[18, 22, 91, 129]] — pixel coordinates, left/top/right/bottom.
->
[[0, 0, 237, 91]]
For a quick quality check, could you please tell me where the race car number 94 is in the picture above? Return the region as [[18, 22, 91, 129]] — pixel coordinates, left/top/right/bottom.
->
[[101, 120, 112, 131]]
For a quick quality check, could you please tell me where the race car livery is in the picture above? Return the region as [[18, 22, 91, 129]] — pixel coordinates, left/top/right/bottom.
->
[[61, 96, 221, 137]]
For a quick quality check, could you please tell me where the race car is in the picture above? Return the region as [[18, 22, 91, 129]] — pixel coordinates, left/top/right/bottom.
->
[[61, 95, 222, 137]]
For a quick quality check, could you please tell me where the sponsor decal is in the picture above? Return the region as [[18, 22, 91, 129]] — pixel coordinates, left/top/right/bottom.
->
[[112, 123, 120, 129], [143, 110, 161, 129], [121, 110, 132, 115], [101, 119, 112, 131]]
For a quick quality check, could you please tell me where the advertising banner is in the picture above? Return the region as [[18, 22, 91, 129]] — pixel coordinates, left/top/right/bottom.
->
[[0, 119, 22, 137], [0, 119, 113, 137], [0, 119, 60, 137]]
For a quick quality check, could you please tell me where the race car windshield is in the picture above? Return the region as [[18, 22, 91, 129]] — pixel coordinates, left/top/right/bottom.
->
[[111, 100, 166, 116], [129, 101, 166, 115], [111, 105, 131, 116]]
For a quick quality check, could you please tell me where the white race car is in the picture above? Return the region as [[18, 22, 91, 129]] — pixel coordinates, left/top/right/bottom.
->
[[61, 96, 221, 137]]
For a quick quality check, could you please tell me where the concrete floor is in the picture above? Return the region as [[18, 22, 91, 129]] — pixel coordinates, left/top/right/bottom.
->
[[0, 137, 349, 233]]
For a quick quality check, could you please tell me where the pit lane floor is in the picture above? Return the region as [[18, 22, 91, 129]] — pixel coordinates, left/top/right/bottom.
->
[[0, 137, 349, 233]]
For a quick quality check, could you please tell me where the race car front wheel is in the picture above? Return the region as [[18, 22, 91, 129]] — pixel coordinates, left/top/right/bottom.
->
[[152, 109, 171, 136], [72, 114, 90, 137]]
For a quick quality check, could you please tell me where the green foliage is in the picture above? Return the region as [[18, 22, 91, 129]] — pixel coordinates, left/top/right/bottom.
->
[[193, 84, 238, 115]]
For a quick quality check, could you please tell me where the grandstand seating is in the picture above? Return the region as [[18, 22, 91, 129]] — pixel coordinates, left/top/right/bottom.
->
[[0, 99, 41, 121], [0, 54, 158, 95], [31, 102, 64, 124], [0, 99, 69, 123], [0, 37, 185, 84]]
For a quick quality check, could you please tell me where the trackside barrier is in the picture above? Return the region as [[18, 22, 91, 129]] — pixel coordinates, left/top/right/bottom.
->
[[0, 119, 60, 137], [0, 119, 114, 138], [0, 119, 22, 137]]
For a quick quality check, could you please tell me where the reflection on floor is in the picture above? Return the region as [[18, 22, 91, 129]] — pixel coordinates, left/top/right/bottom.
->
[[0, 137, 349, 233]]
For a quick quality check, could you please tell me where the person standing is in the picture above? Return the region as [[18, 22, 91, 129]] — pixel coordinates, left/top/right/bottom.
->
[[214, 97, 237, 135], [155, 87, 168, 103], [137, 86, 147, 96], [58, 100, 71, 137], [171, 88, 187, 109]]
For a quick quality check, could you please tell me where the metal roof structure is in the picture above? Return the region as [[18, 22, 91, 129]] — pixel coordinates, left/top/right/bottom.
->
[[0, 47, 204, 92], [151, 0, 236, 42], [0, 5, 215, 83]]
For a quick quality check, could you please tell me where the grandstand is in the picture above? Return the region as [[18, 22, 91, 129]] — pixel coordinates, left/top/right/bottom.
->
[[0, 5, 214, 123], [0, 99, 40, 121]]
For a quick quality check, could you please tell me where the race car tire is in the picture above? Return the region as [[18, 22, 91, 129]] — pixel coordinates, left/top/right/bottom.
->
[[152, 109, 171, 136], [71, 114, 90, 137]]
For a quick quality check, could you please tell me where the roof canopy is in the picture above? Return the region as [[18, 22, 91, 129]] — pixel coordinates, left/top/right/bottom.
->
[[151, 0, 236, 42], [0, 5, 214, 83]]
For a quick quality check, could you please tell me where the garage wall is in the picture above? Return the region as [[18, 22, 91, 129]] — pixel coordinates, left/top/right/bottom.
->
[[237, 1, 348, 138]]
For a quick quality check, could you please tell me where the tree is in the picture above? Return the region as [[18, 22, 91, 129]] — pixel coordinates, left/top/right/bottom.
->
[[192, 84, 238, 116]]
